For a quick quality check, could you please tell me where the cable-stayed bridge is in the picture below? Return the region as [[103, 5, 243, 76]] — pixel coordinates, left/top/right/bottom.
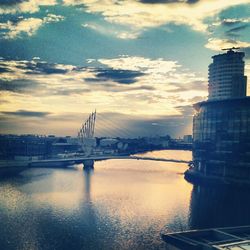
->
[[0, 110, 192, 174], [30, 110, 191, 169], [8, 111, 191, 168]]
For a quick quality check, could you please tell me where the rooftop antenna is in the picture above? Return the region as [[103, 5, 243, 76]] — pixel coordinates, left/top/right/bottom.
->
[[222, 47, 240, 52]]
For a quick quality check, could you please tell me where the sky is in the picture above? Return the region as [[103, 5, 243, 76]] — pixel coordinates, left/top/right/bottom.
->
[[0, 0, 250, 138]]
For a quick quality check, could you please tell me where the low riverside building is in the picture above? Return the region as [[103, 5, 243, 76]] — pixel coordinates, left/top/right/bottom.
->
[[185, 49, 250, 185], [161, 225, 250, 249]]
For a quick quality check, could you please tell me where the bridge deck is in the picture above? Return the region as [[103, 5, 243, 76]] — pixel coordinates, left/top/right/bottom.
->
[[29, 155, 191, 166], [0, 155, 191, 169]]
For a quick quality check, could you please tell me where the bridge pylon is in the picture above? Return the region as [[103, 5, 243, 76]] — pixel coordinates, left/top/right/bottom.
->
[[78, 110, 97, 157]]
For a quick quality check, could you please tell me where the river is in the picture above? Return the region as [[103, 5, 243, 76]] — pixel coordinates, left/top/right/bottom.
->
[[0, 150, 250, 250]]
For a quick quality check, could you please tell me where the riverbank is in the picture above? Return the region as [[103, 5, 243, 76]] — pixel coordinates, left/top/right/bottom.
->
[[185, 168, 250, 187], [0, 160, 29, 176]]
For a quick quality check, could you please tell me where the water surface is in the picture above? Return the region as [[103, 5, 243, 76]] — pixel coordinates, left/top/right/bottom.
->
[[1, 150, 250, 250]]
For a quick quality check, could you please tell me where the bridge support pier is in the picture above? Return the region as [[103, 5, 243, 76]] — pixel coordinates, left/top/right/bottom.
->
[[83, 159, 94, 170]]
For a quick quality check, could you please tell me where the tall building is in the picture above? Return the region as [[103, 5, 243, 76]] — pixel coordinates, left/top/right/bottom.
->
[[208, 49, 247, 100], [185, 48, 250, 185]]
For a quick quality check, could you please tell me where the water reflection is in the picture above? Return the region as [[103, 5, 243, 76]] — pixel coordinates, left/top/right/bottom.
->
[[1, 150, 250, 250], [189, 185, 250, 230], [83, 168, 93, 201]]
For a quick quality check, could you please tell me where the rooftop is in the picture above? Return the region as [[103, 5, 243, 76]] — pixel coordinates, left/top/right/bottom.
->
[[193, 96, 250, 111], [161, 225, 250, 250]]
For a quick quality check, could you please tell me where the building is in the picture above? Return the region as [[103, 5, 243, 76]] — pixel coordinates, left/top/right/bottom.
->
[[183, 135, 193, 143], [0, 134, 80, 160], [161, 225, 250, 249], [208, 49, 247, 100], [185, 48, 250, 185]]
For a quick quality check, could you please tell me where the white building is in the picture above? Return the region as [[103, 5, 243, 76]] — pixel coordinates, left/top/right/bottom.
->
[[208, 49, 247, 100]]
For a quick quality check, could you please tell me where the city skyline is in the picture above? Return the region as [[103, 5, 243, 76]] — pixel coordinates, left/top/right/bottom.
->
[[0, 0, 250, 137]]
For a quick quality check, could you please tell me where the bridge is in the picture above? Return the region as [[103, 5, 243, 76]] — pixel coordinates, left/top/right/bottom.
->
[[46, 110, 192, 169], [29, 155, 191, 168], [0, 110, 192, 175], [71, 110, 192, 169], [0, 155, 191, 174]]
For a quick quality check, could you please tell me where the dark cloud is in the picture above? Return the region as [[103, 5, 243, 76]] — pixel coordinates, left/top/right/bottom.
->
[[1, 110, 51, 117], [0, 78, 92, 96], [0, 0, 26, 5], [0, 66, 11, 73], [22, 62, 68, 75], [139, 0, 198, 4], [225, 24, 249, 37], [225, 32, 241, 38], [86, 68, 145, 84], [72, 66, 86, 72], [0, 60, 68, 76], [0, 79, 39, 93], [227, 25, 249, 33]]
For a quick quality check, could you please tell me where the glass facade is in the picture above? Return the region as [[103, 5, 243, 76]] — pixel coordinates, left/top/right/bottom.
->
[[192, 98, 250, 181]]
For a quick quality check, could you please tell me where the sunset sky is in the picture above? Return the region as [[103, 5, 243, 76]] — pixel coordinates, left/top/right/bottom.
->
[[0, 0, 250, 137]]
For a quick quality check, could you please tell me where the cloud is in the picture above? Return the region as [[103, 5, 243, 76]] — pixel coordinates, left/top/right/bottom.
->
[[0, 66, 11, 73], [0, 110, 193, 137], [24, 61, 69, 74], [1, 18, 43, 39], [139, 0, 199, 4], [43, 14, 64, 23], [64, 0, 249, 36], [0, 57, 206, 96], [0, 56, 206, 98], [98, 56, 178, 72], [188, 95, 206, 103], [1, 109, 51, 117], [0, 14, 64, 39], [225, 24, 249, 37], [221, 18, 250, 27], [97, 56, 207, 94], [0, 0, 25, 5], [87, 68, 145, 84], [0, 56, 207, 136], [205, 38, 250, 51], [166, 80, 207, 93], [175, 105, 194, 116], [0, 0, 57, 14], [208, 17, 250, 34], [116, 32, 140, 40], [82, 22, 139, 40], [0, 79, 40, 93], [94, 111, 195, 138], [242, 47, 250, 59], [0, 59, 72, 74]]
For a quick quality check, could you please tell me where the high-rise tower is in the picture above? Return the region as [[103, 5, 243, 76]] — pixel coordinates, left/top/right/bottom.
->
[[208, 48, 247, 100], [185, 48, 250, 185]]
